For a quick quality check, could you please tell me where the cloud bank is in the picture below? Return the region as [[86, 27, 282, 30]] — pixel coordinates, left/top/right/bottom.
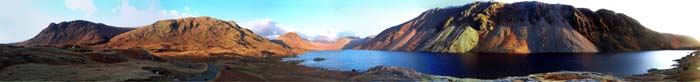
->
[[111, 0, 195, 27], [311, 29, 357, 42], [243, 19, 358, 42], [243, 18, 290, 38]]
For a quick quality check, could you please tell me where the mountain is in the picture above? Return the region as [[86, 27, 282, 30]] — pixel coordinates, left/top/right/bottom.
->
[[342, 36, 374, 49], [16, 20, 133, 47], [353, 1, 699, 53], [274, 32, 355, 50], [101, 16, 303, 57], [572, 8, 700, 52]]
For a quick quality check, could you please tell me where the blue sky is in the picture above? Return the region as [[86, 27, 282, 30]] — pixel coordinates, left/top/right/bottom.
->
[[0, 0, 475, 43], [1, 0, 698, 43]]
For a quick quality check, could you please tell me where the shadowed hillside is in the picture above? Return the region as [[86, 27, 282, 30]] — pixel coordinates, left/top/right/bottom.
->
[[16, 20, 133, 47]]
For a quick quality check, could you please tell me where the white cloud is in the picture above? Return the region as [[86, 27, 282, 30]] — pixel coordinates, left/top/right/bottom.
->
[[65, 0, 97, 17], [109, 0, 195, 27], [309, 29, 357, 42], [313, 35, 336, 42], [312, 29, 340, 42], [185, 6, 190, 11], [244, 18, 290, 38], [293, 25, 358, 42], [243, 18, 359, 41]]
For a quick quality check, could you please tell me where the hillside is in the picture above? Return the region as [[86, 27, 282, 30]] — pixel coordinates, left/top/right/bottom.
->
[[16, 20, 133, 47], [353, 1, 699, 53], [102, 16, 303, 57], [275, 32, 356, 50]]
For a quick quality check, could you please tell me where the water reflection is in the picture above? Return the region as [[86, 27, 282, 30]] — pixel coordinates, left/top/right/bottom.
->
[[282, 50, 693, 79]]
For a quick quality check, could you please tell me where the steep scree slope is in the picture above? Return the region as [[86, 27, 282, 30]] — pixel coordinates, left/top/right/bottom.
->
[[353, 1, 699, 53]]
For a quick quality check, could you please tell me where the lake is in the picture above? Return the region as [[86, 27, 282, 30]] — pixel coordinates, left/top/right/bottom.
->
[[282, 50, 695, 79]]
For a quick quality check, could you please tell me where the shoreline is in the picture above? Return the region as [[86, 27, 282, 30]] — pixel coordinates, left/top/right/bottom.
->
[[209, 56, 624, 81], [0, 44, 696, 81]]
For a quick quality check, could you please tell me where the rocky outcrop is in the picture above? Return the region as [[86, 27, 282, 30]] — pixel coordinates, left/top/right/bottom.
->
[[103, 17, 303, 57], [16, 20, 133, 47], [351, 66, 623, 81], [274, 32, 355, 50], [627, 50, 700, 81], [354, 1, 699, 53], [351, 66, 429, 81]]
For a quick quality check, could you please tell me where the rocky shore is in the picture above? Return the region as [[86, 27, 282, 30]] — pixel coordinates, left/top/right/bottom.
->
[[626, 50, 700, 81], [348, 66, 622, 81]]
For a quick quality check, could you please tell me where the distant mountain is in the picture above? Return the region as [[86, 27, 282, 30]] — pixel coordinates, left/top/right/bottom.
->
[[274, 32, 357, 50], [274, 32, 317, 50], [100, 17, 304, 56], [16, 20, 133, 47], [354, 1, 699, 53], [342, 36, 374, 49]]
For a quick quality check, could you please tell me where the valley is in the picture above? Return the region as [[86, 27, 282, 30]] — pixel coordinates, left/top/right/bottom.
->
[[1, 1, 699, 81]]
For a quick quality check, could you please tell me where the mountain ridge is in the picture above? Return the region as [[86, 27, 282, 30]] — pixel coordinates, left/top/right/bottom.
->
[[353, 1, 699, 53], [17, 16, 304, 57], [16, 20, 134, 47], [13, 2, 699, 55], [275, 32, 358, 50], [101, 16, 303, 57]]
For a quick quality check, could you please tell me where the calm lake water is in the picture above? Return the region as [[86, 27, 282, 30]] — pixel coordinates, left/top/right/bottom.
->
[[282, 50, 695, 79]]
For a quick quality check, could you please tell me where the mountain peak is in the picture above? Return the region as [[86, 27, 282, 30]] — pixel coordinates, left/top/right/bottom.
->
[[278, 32, 306, 40], [353, 1, 700, 53], [104, 17, 301, 57], [17, 20, 133, 47], [274, 32, 364, 50]]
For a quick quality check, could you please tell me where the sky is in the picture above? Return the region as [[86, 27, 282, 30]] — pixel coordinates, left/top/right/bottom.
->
[[0, 0, 698, 43]]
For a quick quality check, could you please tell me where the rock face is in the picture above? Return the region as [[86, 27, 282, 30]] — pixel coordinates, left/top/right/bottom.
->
[[571, 9, 700, 52], [103, 17, 301, 56], [274, 32, 355, 50], [16, 20, 133, 47], [354, 1, 699, 53]]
